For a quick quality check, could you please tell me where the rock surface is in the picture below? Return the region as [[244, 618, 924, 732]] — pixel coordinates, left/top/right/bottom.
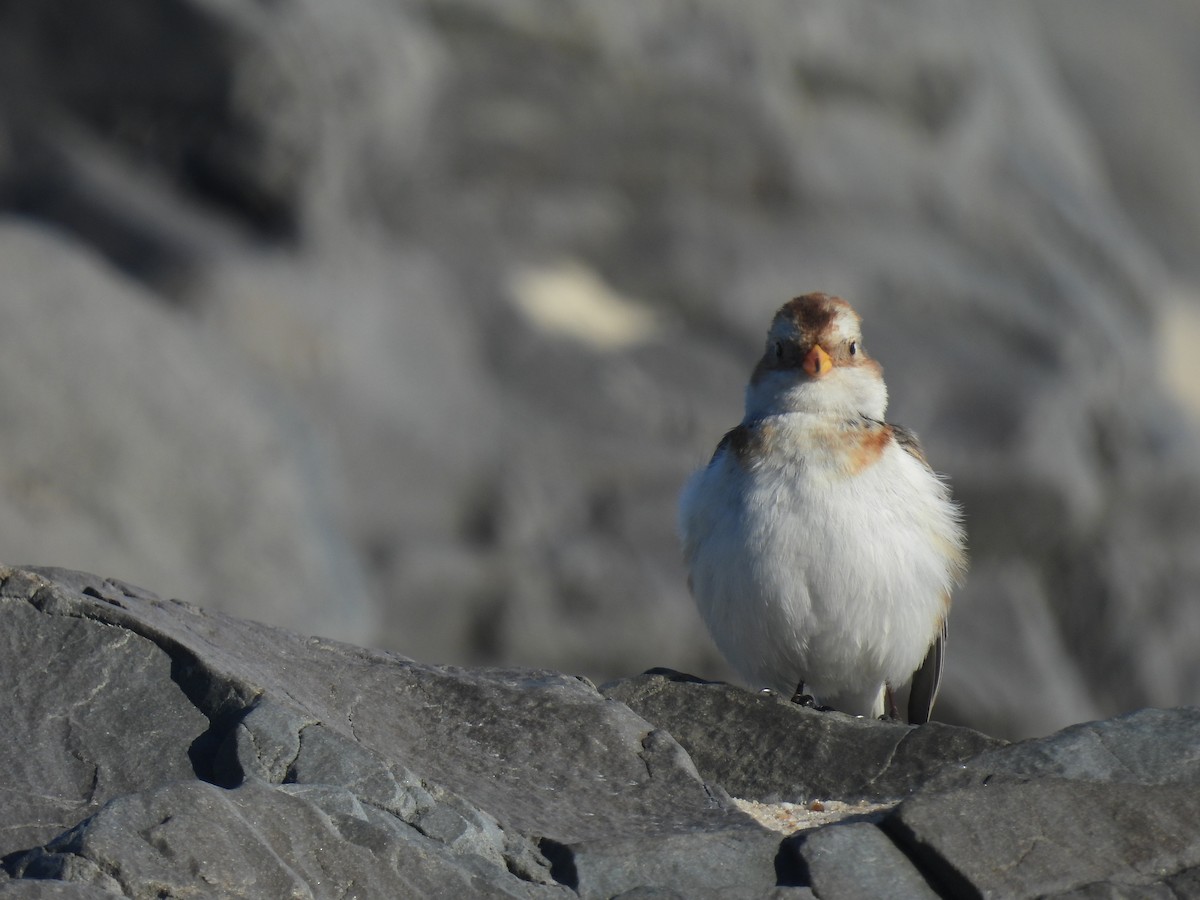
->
[[1, 1, 1200, 744], [3, 566, 1199, 898]]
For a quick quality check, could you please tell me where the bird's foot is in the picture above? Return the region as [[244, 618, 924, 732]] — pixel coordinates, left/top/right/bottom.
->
[[789, 681, 812, 705], [789, 691, 833, 712]]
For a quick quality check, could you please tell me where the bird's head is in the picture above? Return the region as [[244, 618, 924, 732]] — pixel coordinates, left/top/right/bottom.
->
[[744, 293, 887, 421]]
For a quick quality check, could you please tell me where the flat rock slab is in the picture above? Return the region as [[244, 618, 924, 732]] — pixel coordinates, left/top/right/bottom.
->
[[920, 706, 1200, 787], [0, 567, 731, 844], [789, 822, 940, 900], [3, 566, 1200, 898], [9, 780, 564, 899], [884, 707, 1200, 897], [0, 600, 207, 855], [0, 884, 126, 899], [0, 566, 761, 897], [887, 781, 1200, 898], [544, 825, 794, 899], [604, 669, 1003, 802]]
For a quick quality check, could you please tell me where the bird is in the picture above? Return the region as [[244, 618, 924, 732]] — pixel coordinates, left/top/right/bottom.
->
[[678, 293, 966, 724]]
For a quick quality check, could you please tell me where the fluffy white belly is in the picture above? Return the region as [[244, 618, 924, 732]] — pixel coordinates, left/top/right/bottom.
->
[[680, 422, 955, 706]]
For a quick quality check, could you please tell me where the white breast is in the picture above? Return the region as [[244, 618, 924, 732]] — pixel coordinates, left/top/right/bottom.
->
[[679, 415, 961, 712]]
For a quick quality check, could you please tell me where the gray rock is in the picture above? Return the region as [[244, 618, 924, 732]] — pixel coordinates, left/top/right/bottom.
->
[[886, 780, 1200, 899], [5, 565, 1200, 897], [571, 830, 796, 900], [791, 822, 939, 900], [604, 670, 1003, 802], [1046, 867, 1200, 899], [0, 593, 206, 858], [922, 706, 1200, 790], [1, 566, 735, 843], [0, 223, 375, 647], [0, 566, 753, 896], [0, 884, 124, 899], [1029, 0, 1200, 282], [545, 825, 793, 900], [6, 780, 563, 899], [883, 707, 1200, 897]]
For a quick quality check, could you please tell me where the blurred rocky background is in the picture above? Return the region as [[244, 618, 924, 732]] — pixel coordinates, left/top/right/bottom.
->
[[0, 0, 1197, 740]]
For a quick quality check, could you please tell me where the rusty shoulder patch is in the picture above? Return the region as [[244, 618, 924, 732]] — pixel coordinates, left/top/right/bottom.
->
[[714, 417, 892, 475], [842, 421, 893, 475]]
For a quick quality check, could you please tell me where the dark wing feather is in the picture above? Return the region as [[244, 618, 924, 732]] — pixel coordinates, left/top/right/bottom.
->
[[892, 422, 953, 724], [907, 619, 946, 725], [708, 424, 753, 468], [890, 423, 930, 469]]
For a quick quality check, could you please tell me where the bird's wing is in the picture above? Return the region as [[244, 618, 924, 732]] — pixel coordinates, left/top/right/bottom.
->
[[889, 423, 931, 469], [708, 423, 752, 467], [891, 421, 956, 724], [907, 617, 946, 725]]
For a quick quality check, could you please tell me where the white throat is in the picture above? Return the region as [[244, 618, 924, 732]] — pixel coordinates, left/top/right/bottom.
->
[[743, 367, 888, 423]]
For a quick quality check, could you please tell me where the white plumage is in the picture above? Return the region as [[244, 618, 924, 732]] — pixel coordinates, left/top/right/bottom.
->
[[679, 294, 966, 721]]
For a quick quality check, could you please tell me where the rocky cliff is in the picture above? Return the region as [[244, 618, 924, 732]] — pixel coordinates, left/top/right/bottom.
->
[[3, 566, 1197, 898]]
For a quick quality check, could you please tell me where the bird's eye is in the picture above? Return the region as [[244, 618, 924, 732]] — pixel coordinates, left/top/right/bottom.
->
[[774, 341, 784, 360], [848, 341, 858, 356]]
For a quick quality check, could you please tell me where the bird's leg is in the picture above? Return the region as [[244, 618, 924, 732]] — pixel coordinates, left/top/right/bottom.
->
[[790, 681, 816, 706], [882, 683, 901, 720], [790, 682, 833, 711]]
